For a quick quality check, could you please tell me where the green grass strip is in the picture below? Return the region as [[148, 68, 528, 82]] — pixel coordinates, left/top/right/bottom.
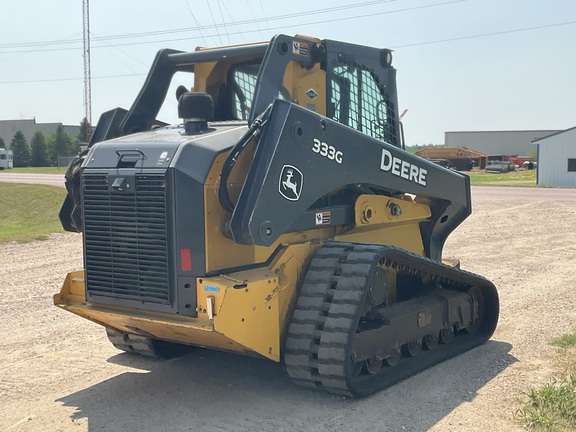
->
[[0, 183, 67, 243], [468, 169, 536, 187]]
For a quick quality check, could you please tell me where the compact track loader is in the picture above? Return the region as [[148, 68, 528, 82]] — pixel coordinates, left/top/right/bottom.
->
[[56, 34, 499, 397]]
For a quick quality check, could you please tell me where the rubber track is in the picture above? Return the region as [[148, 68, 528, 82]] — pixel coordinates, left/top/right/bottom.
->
[[105, 328, 162, 358], [105, 328, 193, 359], [284, 241, 499, 397]]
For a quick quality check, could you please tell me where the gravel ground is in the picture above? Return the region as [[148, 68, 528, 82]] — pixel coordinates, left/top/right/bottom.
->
[[1, 186, 576, 431]]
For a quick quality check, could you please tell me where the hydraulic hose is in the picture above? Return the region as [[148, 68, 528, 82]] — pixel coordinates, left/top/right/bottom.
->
[[218, 105, 273, 213]]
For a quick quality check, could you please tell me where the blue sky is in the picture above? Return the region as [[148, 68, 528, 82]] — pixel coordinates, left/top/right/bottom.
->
[[0, 0, 575, 144]]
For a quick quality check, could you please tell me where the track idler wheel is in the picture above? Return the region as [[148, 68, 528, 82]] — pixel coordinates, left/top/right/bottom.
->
[[466, 286, 485, 334], [440, 326, 455, 344], [366, 356, 383, 375], [424, 333, 439, 350], [384, 347, 401, 367], [404, 338, 423, 357]]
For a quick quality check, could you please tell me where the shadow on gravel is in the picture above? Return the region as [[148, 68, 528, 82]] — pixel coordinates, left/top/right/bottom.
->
[[58, 340, 515, 432]]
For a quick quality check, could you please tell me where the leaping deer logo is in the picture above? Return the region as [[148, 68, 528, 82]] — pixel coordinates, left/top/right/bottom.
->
[[282, 169, 298, 196], [279, 165, 303, 201]]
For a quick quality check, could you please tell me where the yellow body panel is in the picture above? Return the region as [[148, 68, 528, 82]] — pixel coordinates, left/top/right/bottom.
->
[[54, 193, 432, 361], [335, 194, 431, 255], [191, 35, 326, 120], [192, 61, 218, 93], [54, 243, 317, 362], [283, 62, 326, 116], [203, 149, 339, 272], [54, 271, 249, 354]]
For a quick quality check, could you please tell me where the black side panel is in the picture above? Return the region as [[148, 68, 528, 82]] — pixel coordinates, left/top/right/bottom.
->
[[172, 169, 205, 315], [249, 34, 321, 125], [89, 108, 129, 145], [120, 43, 269, 136], [229, 99, 471, 261], [59, 194, 82, 232], [120, 49, 183, 135]]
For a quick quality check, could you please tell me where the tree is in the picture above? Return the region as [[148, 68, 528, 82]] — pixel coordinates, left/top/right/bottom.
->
[[30, 131, 49, 167], [10, 131, 30, 167], [78, 117, 92, 144], [69, 135, 81, 155], [0, 136, 5, 149], [47, 125, 74, 165]]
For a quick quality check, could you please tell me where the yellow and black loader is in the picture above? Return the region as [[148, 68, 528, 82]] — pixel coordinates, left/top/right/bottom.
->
[[56, 34, 499, 397]]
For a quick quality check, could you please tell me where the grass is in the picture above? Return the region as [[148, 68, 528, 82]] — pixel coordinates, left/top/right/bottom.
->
[[3, 166, 67, 174], [552, 333, 576, 349], [467, 169, 537, 186], [0, 183, 67, 243], [516, 330, 576, 431], [517, 375, 576, 431]]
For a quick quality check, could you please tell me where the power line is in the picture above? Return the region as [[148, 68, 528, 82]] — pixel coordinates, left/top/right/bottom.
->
[[0, 4, 574, 85], [0, 73, 146, 85], [181, 0, 209, 46], [216, 0, 231, 45], [0, 0, 467, 55], [6, 7, 573, 58], [0, 0, 401, 53], [206, 0, 223, 45], [1, 16, 573, 86], [391, 20, 576, 48]]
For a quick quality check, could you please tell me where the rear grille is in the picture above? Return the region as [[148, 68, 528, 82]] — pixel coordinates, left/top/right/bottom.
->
[[83, 172, 171, 306]]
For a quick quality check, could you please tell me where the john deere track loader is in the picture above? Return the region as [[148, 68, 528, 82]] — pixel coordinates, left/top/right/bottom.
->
[[55, 34, 499, 397]]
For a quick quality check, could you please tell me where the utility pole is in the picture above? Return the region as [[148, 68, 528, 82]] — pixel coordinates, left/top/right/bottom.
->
[[83, 0, 92, 143]]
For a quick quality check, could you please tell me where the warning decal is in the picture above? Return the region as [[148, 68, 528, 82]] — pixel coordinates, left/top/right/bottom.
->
[[292, 41, 309, 56], [305, 88, 318, 100], [315, 211, 331, 226]]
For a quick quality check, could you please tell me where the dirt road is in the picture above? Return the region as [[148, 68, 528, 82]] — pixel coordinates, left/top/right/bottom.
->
[[0, 172, 65, 188], [1, 186, 575, 431]]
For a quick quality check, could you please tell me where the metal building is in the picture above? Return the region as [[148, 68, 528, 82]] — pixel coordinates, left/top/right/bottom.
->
[[445, 130, 560, 156], [532, 127, 576, 187], [0, 119, 78, 146]]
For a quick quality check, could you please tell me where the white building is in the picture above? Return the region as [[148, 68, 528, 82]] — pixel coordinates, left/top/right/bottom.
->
[[532, 127, 576, 187], [445, 130, 560, 156]]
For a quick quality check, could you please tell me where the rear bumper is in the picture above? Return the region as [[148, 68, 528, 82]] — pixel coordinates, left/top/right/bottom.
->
[[54, 244, 312, 362], [54, 270, 259, 357]]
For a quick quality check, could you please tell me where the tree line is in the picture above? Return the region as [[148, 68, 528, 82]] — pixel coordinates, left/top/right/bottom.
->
[[0, 119, 90, 167]]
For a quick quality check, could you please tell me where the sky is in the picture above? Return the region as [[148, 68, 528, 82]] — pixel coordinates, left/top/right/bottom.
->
[[0, 0, 575, 145]]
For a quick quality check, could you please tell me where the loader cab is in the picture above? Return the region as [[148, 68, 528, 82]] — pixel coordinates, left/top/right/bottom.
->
[[90, 35, 400, 148], [199, 36, 399, 146], [190, 43, 326, 123], [203, 61, 290, 121]]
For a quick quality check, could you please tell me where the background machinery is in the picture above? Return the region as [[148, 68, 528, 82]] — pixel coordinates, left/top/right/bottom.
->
[[55, 34, 499, 397]]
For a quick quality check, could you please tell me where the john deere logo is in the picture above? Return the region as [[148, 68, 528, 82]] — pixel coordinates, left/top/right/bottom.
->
[[279, 165, 303, 201]]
